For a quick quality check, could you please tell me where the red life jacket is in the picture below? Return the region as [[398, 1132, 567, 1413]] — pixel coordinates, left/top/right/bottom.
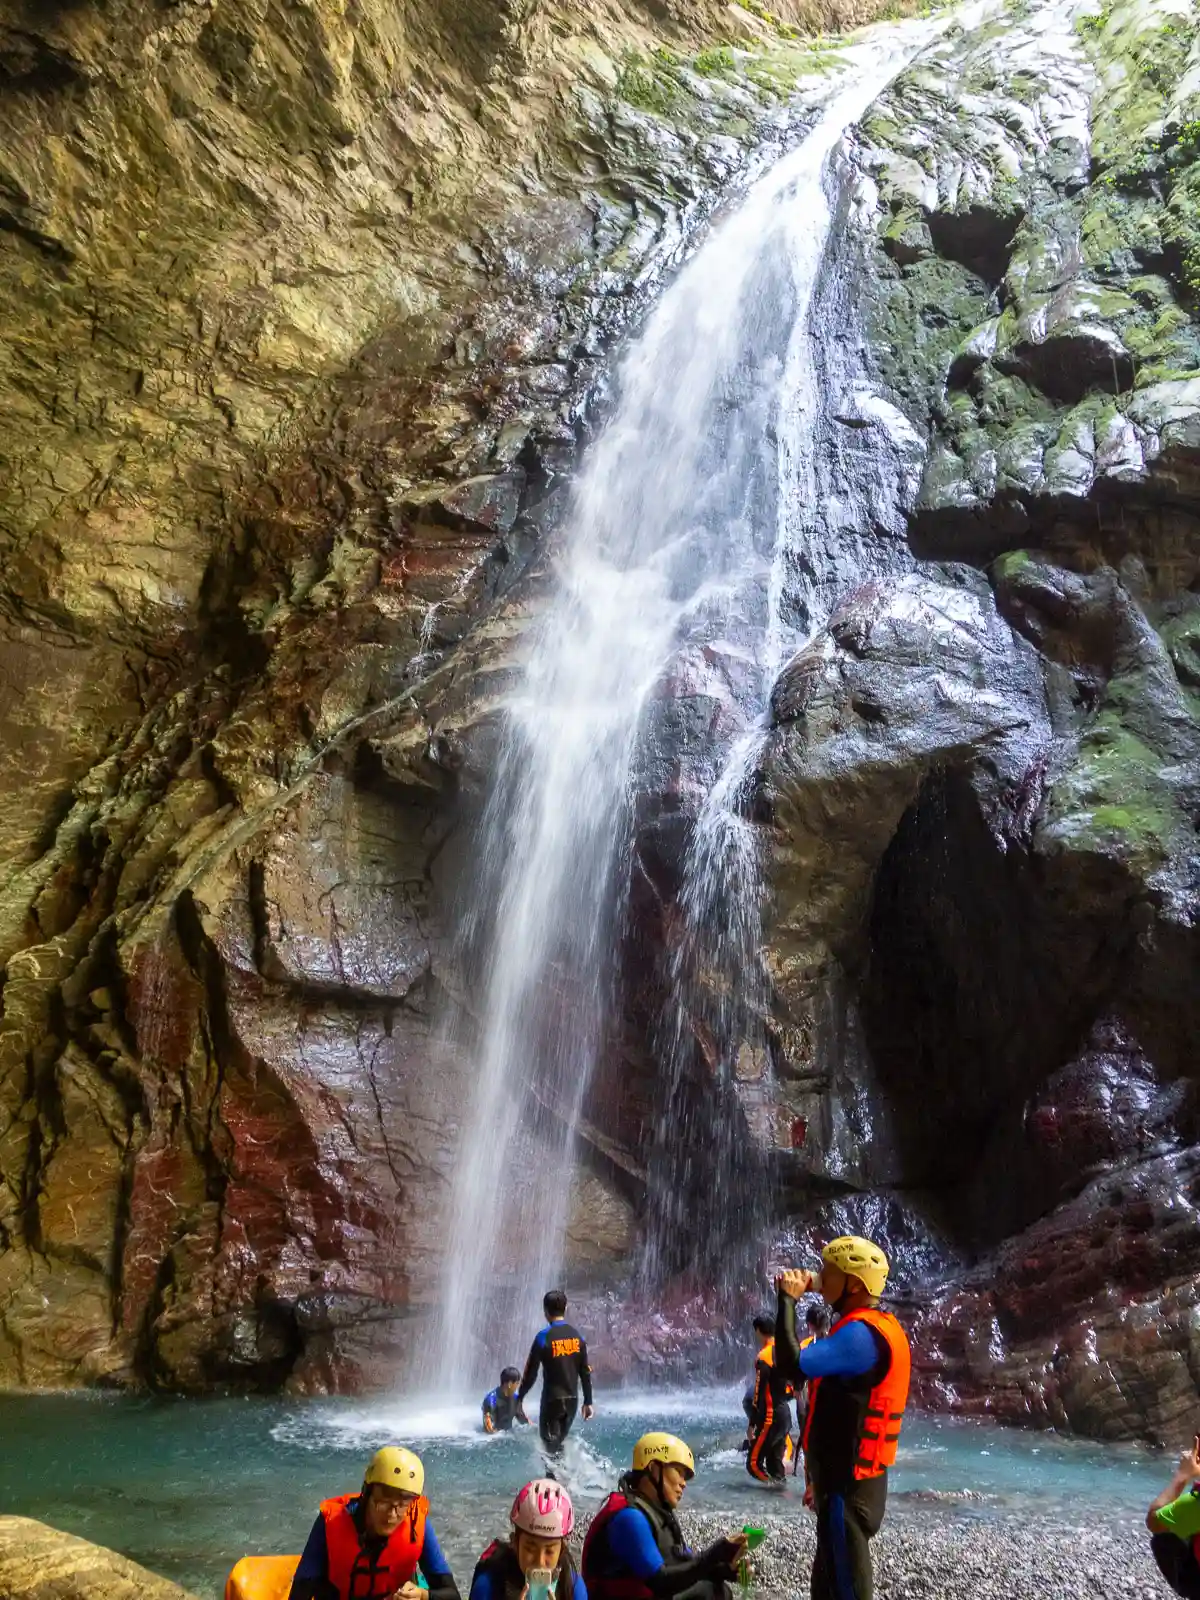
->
[[582, 1490, 682, 1600], [801, 1307, 911, 1481], [321, 1493, 428, 1600]]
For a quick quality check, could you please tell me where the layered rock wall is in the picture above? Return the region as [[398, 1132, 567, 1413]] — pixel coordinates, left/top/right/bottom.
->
[[0, 0, 922, 1389], [749, 0, 1200, 1440]]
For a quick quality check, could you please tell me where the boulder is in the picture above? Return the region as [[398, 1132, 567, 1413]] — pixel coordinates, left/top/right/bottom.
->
[[0, 1519, 196, 1600]]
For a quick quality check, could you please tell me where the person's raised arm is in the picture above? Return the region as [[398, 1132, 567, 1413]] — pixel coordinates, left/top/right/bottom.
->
[[774, 1274, 807, 1381], [795, 1320, 881, 1381], [1148, 1438, 1200, 1533]]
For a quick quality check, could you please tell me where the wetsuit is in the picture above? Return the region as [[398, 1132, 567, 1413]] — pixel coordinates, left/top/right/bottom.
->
[[1151, 1486, 1200, 1597], [745, 1339, 794, 1483], [470, 1541, 587, 1600], [518, 1319, 593, 1453], [582, 1473, 740, 1600], [776, 1291, 908, 1600], [482, 1387, 521, 1433], [290, 1495, 459, 1600]]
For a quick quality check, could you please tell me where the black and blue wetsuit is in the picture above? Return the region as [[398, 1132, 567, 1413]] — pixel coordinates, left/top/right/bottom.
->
[[482, 1386, 520, 1433], [517, 1319, 593, 1452], [776, 1294, 895, 1600]]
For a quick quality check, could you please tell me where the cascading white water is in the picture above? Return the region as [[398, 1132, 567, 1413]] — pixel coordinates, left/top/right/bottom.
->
[[430, 22, 951, 1389]]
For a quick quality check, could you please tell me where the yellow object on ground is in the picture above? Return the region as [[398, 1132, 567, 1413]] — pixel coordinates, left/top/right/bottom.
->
[[224, 1555, 301, 1600]]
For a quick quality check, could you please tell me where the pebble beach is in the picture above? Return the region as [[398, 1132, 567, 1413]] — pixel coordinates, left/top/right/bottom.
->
[[574, 1506, 1167, 1600]]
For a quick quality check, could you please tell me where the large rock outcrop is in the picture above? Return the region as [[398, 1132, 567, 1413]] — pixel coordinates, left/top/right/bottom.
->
[[0, 1518, 196, 1600], [0, 0, 925, 1389], [742, 0, 1200, 1441]]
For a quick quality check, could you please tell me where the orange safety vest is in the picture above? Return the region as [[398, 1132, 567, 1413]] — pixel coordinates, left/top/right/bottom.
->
[[801, 1307, 910, 1480], [757, 1339, 796, 1397], [321, 1493, 429, 1600]]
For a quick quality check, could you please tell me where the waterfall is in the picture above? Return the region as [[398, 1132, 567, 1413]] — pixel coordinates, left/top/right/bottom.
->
[[428, 23, 946, 1390]]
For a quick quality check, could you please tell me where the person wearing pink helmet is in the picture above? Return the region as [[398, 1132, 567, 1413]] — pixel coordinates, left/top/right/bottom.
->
[[470, 1479, 586, 1600]]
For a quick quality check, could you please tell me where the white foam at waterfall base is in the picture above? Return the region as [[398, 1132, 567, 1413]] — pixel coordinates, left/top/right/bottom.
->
[[425, 12, 974, 1395]]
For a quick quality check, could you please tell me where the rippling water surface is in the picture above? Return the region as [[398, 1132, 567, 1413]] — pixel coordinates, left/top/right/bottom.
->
[[0, 1390, 1163, 1597]]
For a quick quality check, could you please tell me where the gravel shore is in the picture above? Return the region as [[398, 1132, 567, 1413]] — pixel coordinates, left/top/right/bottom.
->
[[575, 1504, 1165, 1600]]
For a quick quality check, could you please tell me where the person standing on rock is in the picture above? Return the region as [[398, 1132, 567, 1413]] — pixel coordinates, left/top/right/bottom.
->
[[517, 1288, 595, 1454], [744, 1313, 795, 1484], [289, 1447, 460, 1600], [1146, 1434, 1200, 1596], [774, 1237, 910, 1600]]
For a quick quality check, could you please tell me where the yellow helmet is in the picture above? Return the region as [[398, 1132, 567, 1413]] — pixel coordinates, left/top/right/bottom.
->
[[364, 1446, 424, 1495], [822, 1235, 889, 1298], [632, 1432, 695, 1479]]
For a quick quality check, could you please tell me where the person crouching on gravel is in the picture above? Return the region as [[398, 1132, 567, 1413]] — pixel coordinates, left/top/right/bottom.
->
[[582, 1433, 746, 1600], [1147, 1434, 1200, 1596]]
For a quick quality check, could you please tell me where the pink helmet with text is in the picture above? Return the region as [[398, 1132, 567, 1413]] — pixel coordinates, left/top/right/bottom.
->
[[510, 1478, 575, 1539]]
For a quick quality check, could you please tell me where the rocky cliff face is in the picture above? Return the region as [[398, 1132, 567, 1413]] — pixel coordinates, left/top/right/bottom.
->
[[0, 0, 908, 1389], [747, 0, 1200, 1441], [1, 0, 1198, 1437]]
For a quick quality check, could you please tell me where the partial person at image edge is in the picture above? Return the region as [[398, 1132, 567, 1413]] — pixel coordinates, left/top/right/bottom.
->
[[1147, 1434, 1200, 1597], [774, 1235, 911, 1600], [483, 1367, 527, 1434], [470, 1478, 585, 1600], [289, 1447, 459, 1600], [582, 1432, 747, 1600], [517, 1287, 594, 1454]]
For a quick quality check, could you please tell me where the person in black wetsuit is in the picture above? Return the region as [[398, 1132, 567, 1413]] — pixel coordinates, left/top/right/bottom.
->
[[482, 1367, 526, 1434], [744, 1314, 794, 1484], [517, 1288, 595, 1454]]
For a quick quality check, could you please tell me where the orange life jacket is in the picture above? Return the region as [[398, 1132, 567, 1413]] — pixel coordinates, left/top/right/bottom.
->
[[757, 1339, 796, 1398], [801, 1307, 910, 1480], [321, 1493, 428, 1600]]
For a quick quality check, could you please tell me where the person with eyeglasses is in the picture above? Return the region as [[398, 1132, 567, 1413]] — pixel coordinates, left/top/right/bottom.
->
[[288, 1447, 460, 1600]]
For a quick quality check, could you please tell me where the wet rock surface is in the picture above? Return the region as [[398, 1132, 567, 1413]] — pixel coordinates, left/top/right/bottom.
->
[[0, 0, 929, 1391], [1, 0, 1199, 1440], [744, 0, 1200, 1442]]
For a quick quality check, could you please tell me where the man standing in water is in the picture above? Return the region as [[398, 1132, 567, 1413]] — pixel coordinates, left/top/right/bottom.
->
[[1146, 1434, 1200, 1596], [744, 1314, 794, 1484], [775, 1236, 910, 1600], [517, 1288, 595, 1453]]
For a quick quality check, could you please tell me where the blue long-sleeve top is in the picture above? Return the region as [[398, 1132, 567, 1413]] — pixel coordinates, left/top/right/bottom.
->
[[601, 1507, 687, 1577], [774, 1291, 885, 1386], [794, 1320, 881, 1379]]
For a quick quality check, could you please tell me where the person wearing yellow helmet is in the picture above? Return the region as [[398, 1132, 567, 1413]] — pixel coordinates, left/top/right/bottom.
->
[[581, 1433, 746, 1600], [773, 1236, 911, 1600], [288, 1447, 459, 1600]]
